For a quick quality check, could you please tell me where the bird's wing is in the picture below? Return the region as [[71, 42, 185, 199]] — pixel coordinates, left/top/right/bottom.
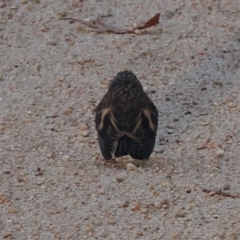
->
[[95, 100, 125, 159], [126, 100, 158, 159]]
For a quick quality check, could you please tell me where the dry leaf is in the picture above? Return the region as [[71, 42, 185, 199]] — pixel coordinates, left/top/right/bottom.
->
[[137, 13, 160, 30], [132, 203, 141, 211]]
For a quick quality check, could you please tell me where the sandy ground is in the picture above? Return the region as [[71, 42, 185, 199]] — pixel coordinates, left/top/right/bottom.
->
[[1, 0, 240, 239]]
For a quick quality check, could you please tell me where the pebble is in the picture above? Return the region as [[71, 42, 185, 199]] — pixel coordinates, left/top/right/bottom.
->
[[58, 11, 67, 18], [81, 130, 90, 137], [132, 23, 138, 29], [98, 188, 105, 195], [63, 108, 73, 115], [143, 86, 148, 91], [154, 202, 163, 209], [10, 6, 18, 10], [134, 29, 142, 35], [126, 163, 137, 171], [47, 38, 57, 46], [0, 2, 6, 8], [208, 191, 216, 197], [223, 183, 231, 191], [100, 79, 110, 85], [79, 123, 88, 130], [122, 201, 129, 208], [228, 102, 237, 108], [216, 149, 224, 156], [141, 208, 149, 214], [83, 103, 91, 110], [8, 207, 18, 213]]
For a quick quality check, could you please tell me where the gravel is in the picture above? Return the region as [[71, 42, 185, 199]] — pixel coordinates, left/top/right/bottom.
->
[[1, 0, 240, 239]]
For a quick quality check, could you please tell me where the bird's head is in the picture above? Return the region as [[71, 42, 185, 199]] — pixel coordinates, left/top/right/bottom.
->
[[109, 71, 143, 91]]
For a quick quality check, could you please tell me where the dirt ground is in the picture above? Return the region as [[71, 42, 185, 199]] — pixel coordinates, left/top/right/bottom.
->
[[1, 0, 240, 239]]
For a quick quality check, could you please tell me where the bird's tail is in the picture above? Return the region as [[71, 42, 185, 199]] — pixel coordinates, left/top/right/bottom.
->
[[113, 135, 149, 160]]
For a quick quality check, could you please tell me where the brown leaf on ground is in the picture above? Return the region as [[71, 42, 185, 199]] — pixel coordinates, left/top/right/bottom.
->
[[60, 13, 160, 34], [137, 13, 160, 30]]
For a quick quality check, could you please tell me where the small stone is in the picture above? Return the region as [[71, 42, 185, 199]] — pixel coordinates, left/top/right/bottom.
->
[[122, 201, 129, 208], [223, 183, 230, 191], [47, 153, 54, 158], [143, 86, 148, 91], [10, 6, 18, 10], [132, 23, 138, 29], [63, 108, 73, 115], [116, 177, 124, 183], [134, 29, 142, 35], [0, 2, 6, 8], [79, 136, 90, 143], [216, 149, 224, 156], [126, 163, 137, 171], [136, 231, 144, 237], [149, 185, 154, 190], [231, 89, 238, 94], [79, 123, 88, 130], [174, 209, 187, 218], [141, 208, 149, 214], [100, 79, 110, 85], [58, 11, 67, 18], [8, 207, 18, 213], [154, 202, 163, 209], [228, 102, 237, 108], [208, 191, 216, 197], [85, 226, 94, 235], [98, 188, 105, 195], [41, 26, 49, 32], [81, 130, 90, 137], [47, 38, 57, 46], [83, 103, 91, 110], [16, 172, 25, 182]]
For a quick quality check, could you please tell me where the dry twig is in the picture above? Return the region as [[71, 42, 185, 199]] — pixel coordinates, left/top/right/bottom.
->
[[60, 13, 160, 34], [202, 188, 240, 199]]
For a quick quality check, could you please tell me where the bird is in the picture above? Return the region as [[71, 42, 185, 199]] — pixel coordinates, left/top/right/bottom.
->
[[95, 70, 158, 160]]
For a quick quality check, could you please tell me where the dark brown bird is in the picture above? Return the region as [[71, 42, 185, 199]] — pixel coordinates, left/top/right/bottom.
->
[[95, 71, 158, 160]]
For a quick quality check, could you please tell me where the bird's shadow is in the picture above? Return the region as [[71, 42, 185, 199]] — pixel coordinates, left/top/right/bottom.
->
[[154, 31, 240, 148]]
